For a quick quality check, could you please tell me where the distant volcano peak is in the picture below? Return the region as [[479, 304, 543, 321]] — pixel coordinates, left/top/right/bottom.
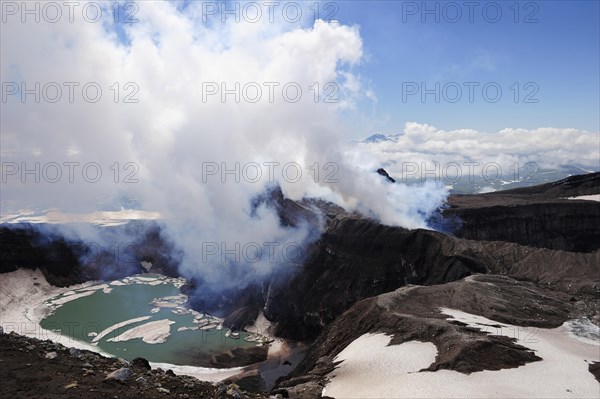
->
[[361, 133, 398, 144]]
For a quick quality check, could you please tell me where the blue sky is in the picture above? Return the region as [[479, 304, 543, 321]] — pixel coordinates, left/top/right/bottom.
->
[[102, 0, 599, 137], [332, 0, 600, 135]]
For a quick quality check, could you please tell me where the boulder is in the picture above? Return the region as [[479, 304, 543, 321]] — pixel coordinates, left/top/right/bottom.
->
[[68, 347, 81, 358], [104, 367, 132, 382], [130, 357, 151, 370]]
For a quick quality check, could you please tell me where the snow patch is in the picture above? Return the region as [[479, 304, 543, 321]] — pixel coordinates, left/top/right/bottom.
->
[[107, 319, 175, 344], [323, 334, 437, 398], [92, 316, 152, 343], [566, 194, 600, 202], [148, 362, 243, 382]]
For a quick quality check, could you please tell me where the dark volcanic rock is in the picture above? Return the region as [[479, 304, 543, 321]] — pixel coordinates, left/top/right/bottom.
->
[[263, 221, 488, 341], [0, 221, 180, 285], [446, 201, 600, 252], [0, 172, 599, 399], [589, 362, 600, 383], [424, 337, 542, 374], [130, 357, 152, 370], [0, 226, 83, 286], [445, 172, 600, 252]]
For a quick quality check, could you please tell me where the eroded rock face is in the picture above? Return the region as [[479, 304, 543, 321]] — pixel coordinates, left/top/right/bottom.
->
[[261, 222, 488, 341], [0, 226, 82, 286], [445, 172, 600, 252], [0, 221, 178, 286], [446, 201, 600, 252]]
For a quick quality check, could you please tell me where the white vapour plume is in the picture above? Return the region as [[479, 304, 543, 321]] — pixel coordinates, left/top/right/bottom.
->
[[1, 1, 447, 285]]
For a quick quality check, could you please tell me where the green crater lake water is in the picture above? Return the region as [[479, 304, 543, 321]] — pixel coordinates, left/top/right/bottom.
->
[[40, 274, 257, 366]]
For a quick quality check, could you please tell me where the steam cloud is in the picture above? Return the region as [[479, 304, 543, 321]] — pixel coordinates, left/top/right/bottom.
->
[[1, 1, 448, 286]]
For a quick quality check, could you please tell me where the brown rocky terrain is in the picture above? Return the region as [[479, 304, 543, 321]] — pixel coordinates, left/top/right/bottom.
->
[[0, 331, 269, 399]]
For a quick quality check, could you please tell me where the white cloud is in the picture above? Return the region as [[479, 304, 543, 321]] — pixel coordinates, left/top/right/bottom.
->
[[1, 1, 448, 286], [362, 122, 600, 182]]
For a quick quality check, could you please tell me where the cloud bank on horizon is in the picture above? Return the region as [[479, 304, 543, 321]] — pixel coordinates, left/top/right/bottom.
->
[[361, 122, 599, 183]]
